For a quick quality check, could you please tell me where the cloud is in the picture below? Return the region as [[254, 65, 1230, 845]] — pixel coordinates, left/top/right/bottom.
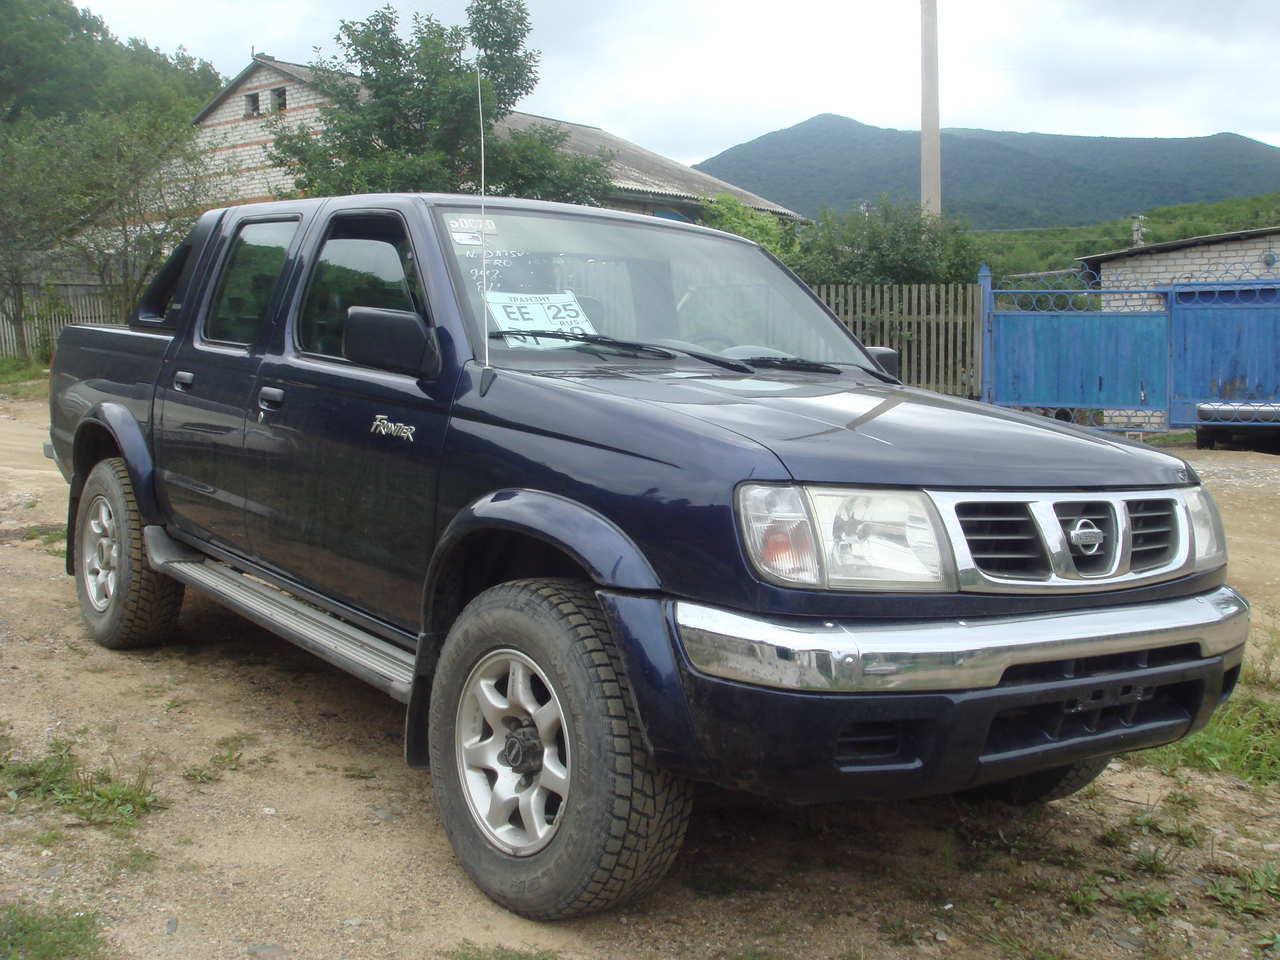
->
[[83, 0, 1280, 159]]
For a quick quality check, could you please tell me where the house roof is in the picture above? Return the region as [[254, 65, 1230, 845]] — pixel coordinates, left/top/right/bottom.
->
[[1077, 224, 1280, 270], [194, 55, 801, 219]]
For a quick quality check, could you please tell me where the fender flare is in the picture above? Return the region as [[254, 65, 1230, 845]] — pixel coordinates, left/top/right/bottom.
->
[[423, 488, 661, 606], [64, 404, 161, 575], [71, 403, 161, 523], [404, 489, 661, 768]]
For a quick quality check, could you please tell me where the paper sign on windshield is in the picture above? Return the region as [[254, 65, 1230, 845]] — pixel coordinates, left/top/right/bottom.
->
[[485, 291, 597, 348]]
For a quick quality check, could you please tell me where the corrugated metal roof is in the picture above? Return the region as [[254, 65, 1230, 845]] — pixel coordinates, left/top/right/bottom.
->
[[1078, 224, 1280, 267], [194, 56, 801, 219]]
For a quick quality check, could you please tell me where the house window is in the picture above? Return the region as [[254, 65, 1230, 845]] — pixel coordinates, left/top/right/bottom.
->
[[272, 87, 287, 112], [243, 92, 260, 117]]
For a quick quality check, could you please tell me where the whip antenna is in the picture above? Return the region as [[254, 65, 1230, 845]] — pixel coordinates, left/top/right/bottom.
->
[[476, 64, 490, 370]]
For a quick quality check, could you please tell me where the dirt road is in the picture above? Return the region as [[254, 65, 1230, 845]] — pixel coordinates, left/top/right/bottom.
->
[[2, 389, 1278, 960]]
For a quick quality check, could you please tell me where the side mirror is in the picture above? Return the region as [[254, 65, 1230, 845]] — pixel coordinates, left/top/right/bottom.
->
[[343, 306, 440, 379], [866, 346, 900, 380]]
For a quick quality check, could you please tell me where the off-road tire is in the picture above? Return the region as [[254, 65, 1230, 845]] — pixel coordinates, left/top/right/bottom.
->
[[428, 578, 693, 919], [74, 458, 184, 649], [971, 755, 1112, 805]]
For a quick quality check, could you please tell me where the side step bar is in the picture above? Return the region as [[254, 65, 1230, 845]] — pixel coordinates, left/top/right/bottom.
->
[[144, 527, 414, 702]]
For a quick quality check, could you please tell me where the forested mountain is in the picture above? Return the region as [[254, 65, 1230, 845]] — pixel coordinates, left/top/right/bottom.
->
[[979, 190, 1280, 278], [694, 114, 1280, 229]]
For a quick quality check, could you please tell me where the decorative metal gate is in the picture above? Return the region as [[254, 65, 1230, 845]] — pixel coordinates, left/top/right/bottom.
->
[[980, 264, 1280, 433]]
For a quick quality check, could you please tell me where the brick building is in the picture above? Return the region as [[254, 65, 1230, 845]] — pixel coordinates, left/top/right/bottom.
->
[[1078, 226, 1280, 289], [194, 54, 799, 221]]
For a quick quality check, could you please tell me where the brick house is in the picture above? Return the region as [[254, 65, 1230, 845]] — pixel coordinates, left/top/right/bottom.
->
[[194, 54, 799, 221], [1078, 226, 1280, 290]]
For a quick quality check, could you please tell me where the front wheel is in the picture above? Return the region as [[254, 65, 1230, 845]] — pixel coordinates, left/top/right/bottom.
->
[[428, 579, 692, 919]]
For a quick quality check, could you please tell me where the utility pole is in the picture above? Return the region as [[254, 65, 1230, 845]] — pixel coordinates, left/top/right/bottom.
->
[[920, 0, 942, 216]]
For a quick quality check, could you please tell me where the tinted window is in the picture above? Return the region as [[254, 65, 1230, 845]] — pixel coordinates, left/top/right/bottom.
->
[[298, 215, 423, 358], [204, 220, 298, 345]]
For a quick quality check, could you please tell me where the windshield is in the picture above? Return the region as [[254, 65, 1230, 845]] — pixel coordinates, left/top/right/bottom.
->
[[434, 206, 871, 369]]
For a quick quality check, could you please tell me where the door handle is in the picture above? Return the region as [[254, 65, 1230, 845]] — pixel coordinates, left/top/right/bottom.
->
[[258, 386, 285, 408], [173, 371, 195, 389]]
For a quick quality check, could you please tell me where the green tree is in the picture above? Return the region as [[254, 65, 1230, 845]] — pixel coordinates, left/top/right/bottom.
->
[[267, 2, 612, 204], [788, 197, 981, 285], [699, 193, 798, 261], [0, 0, 220, 121], [68, 108, 230, 323]]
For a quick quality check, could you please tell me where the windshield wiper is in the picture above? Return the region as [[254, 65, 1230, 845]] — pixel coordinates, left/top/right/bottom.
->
[[831, 361, 900, 384], [739, 356, 844, 374], [489, 330, 752, 372]]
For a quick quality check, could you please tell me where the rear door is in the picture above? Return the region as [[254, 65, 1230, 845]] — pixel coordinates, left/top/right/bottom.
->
[[154, 214, 305, 554], [244, 202, 454, 631]]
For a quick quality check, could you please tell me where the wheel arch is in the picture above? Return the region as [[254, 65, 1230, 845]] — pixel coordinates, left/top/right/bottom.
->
[[65, 405, 160, 575], [404, 489, 662, 767]]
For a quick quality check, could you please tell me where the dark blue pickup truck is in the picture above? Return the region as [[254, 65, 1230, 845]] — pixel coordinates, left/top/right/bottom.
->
[[48, 194, 1248, 919]]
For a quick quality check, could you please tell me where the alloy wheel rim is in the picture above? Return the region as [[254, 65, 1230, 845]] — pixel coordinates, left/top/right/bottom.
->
[[82, 495, 119, 613], [455, 648, 570, 856]]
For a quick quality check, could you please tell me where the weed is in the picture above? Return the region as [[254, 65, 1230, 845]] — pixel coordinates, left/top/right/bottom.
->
[[1257, 931, 1280, 953], [1097, 825, 1129, 848], [0, 737, 160, 827], [1143, 695, 1280, 784], [181, 765, 219, 784], [1206, 877, 1269, 916], [161, 698, 189, 712], [0, 902, 101, 958], [1132, 842, 1180, 876], [1114, 887, 1171, 920], [33, 830, 63, 847], [211, 748, 242, 770], [442, 943, 559, 960], [1068, 881, 1104, 916], [342, 765, 377, 780]]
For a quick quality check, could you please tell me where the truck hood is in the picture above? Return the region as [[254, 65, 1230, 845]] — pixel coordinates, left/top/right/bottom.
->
[[542, 368, 1192, 488]]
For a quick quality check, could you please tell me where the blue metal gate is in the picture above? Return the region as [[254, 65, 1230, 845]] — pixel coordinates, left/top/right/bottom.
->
[[980, 265, 1280, 432]]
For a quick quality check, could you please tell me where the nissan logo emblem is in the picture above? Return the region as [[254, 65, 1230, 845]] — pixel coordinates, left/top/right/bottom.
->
[[1068, 518, 1106, 556]]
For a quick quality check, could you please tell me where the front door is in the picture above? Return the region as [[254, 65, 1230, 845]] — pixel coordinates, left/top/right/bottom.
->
[[154, 215, 304, 554], [244, 206, 453, 632]]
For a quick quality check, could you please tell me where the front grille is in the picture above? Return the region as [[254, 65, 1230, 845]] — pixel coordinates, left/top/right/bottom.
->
[[982, 678, 1202, 760], [1054, 501, 1115, 575], [955, 502, 1049, 578], [1128, 499, 1177, 572]]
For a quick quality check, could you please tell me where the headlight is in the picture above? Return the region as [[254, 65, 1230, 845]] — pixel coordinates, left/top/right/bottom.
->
[[1185, 486, 1227, 573], [737, 484, 956, 591]]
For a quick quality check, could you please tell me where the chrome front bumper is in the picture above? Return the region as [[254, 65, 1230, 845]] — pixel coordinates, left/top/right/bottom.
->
[[676, 586, 1249, 693]]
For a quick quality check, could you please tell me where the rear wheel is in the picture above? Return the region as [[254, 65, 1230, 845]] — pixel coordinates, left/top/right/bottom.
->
[[428, 578, 692, 919], [74, 458, 184, 649], [969, 755, 1111, 805]]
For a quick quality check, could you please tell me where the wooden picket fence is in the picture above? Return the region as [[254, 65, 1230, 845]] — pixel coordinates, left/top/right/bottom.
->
[[2, 282, 984, 397], [0, 289, 118, 360], [812, 283, 982, 397]]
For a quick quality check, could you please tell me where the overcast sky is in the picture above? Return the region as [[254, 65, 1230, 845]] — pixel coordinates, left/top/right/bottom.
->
[[84, 0, 1280, 165]]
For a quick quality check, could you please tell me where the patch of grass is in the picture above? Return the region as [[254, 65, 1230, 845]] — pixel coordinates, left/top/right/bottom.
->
[[442, 944, 559, 960], [0, 902, 101, 959], [1144, 430, 1194, 447], [1068, 881, 1104, 916], [181, 764, 219, 784], [342, 765, 377, 780], [0, 737, 160, 827], [1113, 887, 1171, 920], [214, 731, 259, 752], [108, 845, 158, 878], [1143, 695, 1280, 784], [33, 830, 64, 847], [1132, 842, 1180, 876]]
